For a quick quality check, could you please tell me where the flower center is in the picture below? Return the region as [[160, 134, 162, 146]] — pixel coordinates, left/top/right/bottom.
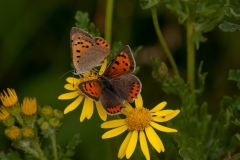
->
[[125, 107, 152, 131]]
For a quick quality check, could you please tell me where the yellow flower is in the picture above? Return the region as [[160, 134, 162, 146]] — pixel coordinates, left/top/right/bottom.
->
[[58, 60, 108, 122], [101, 95, 180, 160], [5, 126, 21, 141], [21, 97, 37, 116], [0, 106, 10, 121], [0, 88, 18, 107]]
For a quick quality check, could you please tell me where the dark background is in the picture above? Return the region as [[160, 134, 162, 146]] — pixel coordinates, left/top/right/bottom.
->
[[0, 0, 240, 159]]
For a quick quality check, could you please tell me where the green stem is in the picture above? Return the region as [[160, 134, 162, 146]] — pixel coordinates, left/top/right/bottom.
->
[[186, 12, 195, 90], [105, 0, 114, 46], [32, 138, 47, 160], [50, 133, 58, 160], [151, 7, 180, 77]]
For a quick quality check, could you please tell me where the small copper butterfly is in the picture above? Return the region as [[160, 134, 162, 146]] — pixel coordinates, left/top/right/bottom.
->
[[70, 27, 110, 75], [78, 45, 142, 115]]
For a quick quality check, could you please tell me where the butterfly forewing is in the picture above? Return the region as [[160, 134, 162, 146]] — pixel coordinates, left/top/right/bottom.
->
[[78, 80, 101, 101], [104, 45, 135, 78], [112, 74, 142, 102]]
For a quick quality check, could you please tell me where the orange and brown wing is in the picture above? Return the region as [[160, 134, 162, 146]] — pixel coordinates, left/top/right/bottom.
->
[[104, 45, 135, 78], [78, 79, 101, 101]]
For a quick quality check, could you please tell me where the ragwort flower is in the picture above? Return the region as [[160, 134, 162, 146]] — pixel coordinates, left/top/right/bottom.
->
[[0, 88, 18, 107], [101, 95, 180, 160], [58, 60, 108, 122]]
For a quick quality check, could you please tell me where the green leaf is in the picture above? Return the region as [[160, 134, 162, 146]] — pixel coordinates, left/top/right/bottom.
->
[[195, 61, 208, 95], [224, 4, 240, 19], [179, 138, 205, 160], [236, 133, 240, 141], [74, 11, 100, 36], [228, 69, 240, 89], [237, 0, 240, 7], [219, 21, 240, 32], [0, 150, 22, 160], [140, 0, 162, 10]]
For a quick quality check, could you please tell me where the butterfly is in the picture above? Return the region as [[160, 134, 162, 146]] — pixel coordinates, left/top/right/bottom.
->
[[78, 45, 142, 115], [70, 27, 110, 75]]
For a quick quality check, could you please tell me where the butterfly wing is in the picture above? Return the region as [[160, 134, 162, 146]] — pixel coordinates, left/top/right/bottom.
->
[[70, 27, 96, 74], [99, 77, 125, 115], [112, 74, 142, 102], [78, 79, 101, 101], [104, 45, 135, 78], [94, 37, 110, 49]]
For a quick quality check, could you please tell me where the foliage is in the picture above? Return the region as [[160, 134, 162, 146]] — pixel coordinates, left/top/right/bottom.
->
[[219, 0, 240, 32]]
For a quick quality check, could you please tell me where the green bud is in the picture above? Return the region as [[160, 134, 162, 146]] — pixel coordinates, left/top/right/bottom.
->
[[49, 117, 60, 128], [53, 109, 64, 120], [2, 116, 15, 127], [40, 106, 53, 120], [40, 121, 50, 131]]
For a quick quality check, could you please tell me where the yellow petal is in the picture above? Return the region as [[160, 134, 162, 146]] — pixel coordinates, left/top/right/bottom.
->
[[101, 119, 126, 128], [99, 59, 107, 76], [96, 101, 107, 121], [152, 110, 175, 116], [102, 125, 128, 139], [66, 77, 79, 84], [118, 132, 132, 159], [135, 94, 143, 108], [124, 101, 133, 112], [152, 117, 165, 122], [84, 98, 94, 119], [126, 130, 138, 159], [121, 108, 129, 115], [150, 101, 167, 113], [64, 95, 84, 114], [139, 131, 150, 160], [150, 121, 177, 132], [80, 98, 87, 122], [64, 84, 76, 91], [163, 110, 180, 121], [58, 91, 79, 100], [145, 126, 164, 152]]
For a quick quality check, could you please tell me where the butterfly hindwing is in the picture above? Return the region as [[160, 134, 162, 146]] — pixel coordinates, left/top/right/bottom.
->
[[112, 74, 142, 102], [77, 45, 110, 73], [78, 80, 101, 101], [104, 45, 135, 78]]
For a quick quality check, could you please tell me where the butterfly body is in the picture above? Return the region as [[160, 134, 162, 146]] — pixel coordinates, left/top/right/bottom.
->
[[70, 27, 110, 75], [79, 45, 142, 115]]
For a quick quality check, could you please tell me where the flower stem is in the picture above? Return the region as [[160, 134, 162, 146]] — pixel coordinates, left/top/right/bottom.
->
[[105, 0, 114, 46], [151, 7, 180, 77], [32, 137, 47, 160], [50, 133, 58, 160], [186, 11, 195, 90]]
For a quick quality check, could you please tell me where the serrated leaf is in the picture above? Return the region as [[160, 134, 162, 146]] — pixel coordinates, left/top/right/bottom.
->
[[165, 1, 188, 24], [75, 11, 90, 30], [179, 138, 205, 160], [224, 4, 240, 19], [228, 70, 240, 89], [195, 61, 208, 95], [219, 21, 240, 32]]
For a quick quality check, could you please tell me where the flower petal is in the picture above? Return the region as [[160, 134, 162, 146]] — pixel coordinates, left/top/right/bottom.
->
[[102, 125, 128, 139], [150, 121, 177, 132], [145, 126, 164, 152], [152, 117, 165, 122], [163, 110, 180, 121], [80, 98, 87, 122], [124, 101, 133, 112], [64, 95, 84, 114], [64, 84, 76, 91], [135, 94, 143, 108], [66, 77, 79, 84], [101, 119, 126, 128], [139, 131, 150, 160], [99, 59, 107, 76], [58, 91, 79, 100], [152, 110, 175, 116], [118, 132, 132, 159], [84, 98, 94, 119], [150, 101, 167, 113], [126, 130, 138, 159], [96, 101, 107, 121]]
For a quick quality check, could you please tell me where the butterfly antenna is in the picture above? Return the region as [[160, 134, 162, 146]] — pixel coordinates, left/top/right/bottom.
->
[[59, 70, 75, 79]]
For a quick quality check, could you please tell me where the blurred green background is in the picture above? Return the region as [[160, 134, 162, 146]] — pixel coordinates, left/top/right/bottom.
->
[[1, 0, 240, 159]]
